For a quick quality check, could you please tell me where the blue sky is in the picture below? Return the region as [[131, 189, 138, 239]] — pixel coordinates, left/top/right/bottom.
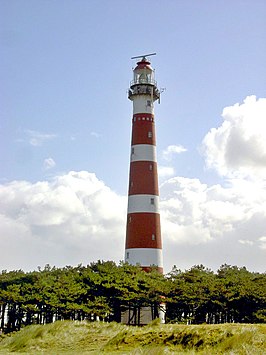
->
[[1, 1, 266, 273]]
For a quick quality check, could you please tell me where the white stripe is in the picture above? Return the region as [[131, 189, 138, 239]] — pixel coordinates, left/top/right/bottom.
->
[[131, 144, 157, 162], [125, 248, 163, 268], [127, 194, 159, 213], [133, 96, 154, 114]]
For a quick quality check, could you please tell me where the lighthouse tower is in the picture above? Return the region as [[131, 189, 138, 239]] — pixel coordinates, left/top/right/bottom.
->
[[125, 54, 163, 274]]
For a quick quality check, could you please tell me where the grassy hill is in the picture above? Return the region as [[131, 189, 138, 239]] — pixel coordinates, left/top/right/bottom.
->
[[0, 320, 265, 354]]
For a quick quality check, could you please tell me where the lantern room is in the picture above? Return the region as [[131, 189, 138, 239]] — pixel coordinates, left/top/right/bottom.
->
[[132, 57, 156, 86], [128, 56, 160, 101]]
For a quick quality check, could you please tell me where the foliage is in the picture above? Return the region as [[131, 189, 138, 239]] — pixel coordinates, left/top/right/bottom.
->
[[0, 262, 265, 334], [165, 264, 266, 325]]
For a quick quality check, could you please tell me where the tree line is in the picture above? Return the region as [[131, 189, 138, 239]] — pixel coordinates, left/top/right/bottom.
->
[[0, 261, 265, 333]]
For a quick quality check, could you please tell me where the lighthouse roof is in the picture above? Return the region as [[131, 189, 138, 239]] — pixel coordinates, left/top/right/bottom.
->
[[135, 58, 153, 71]]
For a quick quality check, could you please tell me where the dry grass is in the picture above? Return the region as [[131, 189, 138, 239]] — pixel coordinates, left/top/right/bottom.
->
[[0, 321, 265, 354]]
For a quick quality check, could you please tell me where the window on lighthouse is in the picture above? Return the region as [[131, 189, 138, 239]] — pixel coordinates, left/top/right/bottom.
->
[[139, 73, 145, 83], [152, 234, 156, 241], [134, 73, 140, 84], [148, 131, 152, 138]]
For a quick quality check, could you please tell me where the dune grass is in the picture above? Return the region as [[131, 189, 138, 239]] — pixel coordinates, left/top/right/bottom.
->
[[0, 321, 265, 354]]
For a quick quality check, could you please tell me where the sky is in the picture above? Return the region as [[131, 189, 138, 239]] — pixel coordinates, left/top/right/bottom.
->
[[1, 0, 266, 273]]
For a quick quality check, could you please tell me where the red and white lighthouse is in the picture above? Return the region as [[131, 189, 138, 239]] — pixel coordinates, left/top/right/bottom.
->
[[125, 54, 163, 274]]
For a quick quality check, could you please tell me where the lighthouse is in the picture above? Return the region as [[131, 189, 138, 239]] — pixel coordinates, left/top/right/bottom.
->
[[122, 54, 164, 325], [125, 54, 163, 273]]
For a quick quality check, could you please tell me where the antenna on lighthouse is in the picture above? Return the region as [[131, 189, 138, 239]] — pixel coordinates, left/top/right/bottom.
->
[[131, 52, 156, 60]]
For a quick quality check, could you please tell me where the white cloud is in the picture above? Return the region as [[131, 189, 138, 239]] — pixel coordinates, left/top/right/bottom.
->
[[91, 131, 101, 138], [238, 239, 254, 246], [159, 175, 266, 272], [25, 129, 57, 146], [0, 171, 126, 271], [160, 177, 210, 245], [43, 158, 56, 170], [158, 166, 175, 180], [162, 144, 187, 161], [259, 236, 266, 250], [202, 96, 266, 179], [0, 171, 265, 273]]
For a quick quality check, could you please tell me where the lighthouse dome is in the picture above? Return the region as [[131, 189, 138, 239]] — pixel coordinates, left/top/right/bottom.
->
[[135, 59, 153, 71]]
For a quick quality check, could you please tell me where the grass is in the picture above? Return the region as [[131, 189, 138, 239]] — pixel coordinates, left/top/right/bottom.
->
[[0, 321, 265, 354]]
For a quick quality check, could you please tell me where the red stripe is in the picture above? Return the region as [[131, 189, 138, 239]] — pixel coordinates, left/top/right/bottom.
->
[[142, 266, 163, 274], [128, 162, 159, 195], [126, 213, 162, 249], [131, 119, 156, 145]]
